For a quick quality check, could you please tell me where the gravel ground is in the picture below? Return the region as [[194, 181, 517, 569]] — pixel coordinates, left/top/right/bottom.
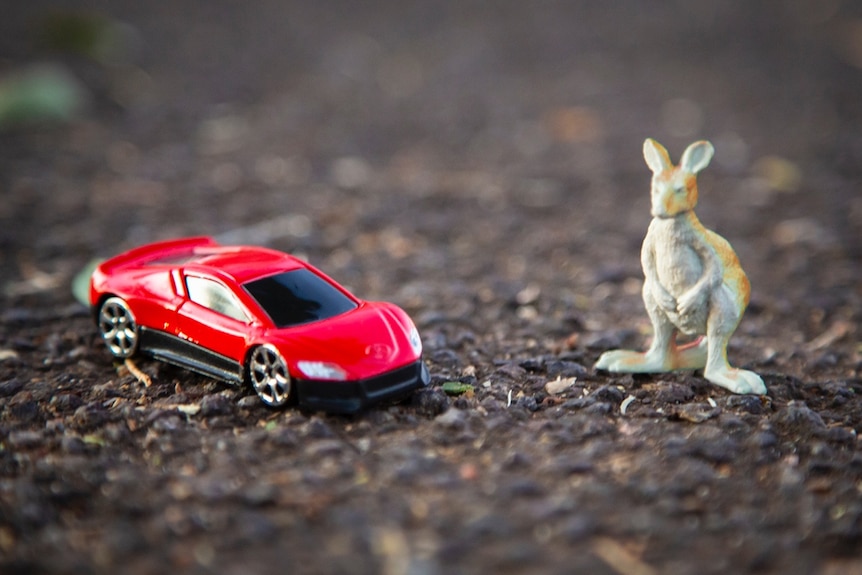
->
[[1, 2, 861, 574]]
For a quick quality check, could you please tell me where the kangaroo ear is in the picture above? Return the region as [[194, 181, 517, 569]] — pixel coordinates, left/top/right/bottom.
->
[[643, 139, 672, 174], [680, 140, 714, 174]]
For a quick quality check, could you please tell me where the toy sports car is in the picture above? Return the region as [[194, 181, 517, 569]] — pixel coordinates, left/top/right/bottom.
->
[[89, 236, 430, 413]]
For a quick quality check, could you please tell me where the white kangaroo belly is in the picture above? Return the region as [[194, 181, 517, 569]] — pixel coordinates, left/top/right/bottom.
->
[[654, 241, 701, 297], [647, 219, 710, 335]]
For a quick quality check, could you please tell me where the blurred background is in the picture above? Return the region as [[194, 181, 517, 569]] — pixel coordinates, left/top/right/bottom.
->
[[1, 0, 860, 336], [2, 3, 862, 573]]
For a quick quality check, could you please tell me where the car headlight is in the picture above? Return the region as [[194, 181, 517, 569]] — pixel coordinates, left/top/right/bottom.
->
[[297, 361, 348, 380], [408, 325, 423, 356]]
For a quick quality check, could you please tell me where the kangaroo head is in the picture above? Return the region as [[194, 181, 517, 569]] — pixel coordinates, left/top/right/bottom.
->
[[643, 139, 714, 219]]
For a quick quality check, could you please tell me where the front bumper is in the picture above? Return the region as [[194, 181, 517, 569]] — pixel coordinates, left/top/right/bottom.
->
[[295, 360, 430, 414]]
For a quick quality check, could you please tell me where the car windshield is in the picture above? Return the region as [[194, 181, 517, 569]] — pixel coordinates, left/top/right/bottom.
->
[[243, 269, 358, 328]]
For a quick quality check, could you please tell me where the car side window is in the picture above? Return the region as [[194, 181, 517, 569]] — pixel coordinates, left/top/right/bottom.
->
[[185, 276, 249, 323]]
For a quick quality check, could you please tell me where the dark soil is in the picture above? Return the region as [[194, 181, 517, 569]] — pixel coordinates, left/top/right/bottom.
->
[[2, 2, 862, 574]]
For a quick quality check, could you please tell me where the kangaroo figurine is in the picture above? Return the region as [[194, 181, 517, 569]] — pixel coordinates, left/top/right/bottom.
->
[[595, 138, 766, 395]]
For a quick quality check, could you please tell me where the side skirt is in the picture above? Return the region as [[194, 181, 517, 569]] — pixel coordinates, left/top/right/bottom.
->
[[139, 327, 244, 385]]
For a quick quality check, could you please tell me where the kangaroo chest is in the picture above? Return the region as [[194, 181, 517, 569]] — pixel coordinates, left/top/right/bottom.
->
[[648, 219, 704, 296]]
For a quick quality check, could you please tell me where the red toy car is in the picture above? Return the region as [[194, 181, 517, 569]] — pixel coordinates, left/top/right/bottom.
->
[[90, 236, 429, 413]]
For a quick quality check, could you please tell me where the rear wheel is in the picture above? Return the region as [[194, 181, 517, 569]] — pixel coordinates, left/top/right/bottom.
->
[[248, 345, 292, 407], [98, 296, 139, 358]]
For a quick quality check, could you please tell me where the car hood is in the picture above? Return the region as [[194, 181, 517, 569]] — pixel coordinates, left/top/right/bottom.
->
[[266, 302, 419, 378]]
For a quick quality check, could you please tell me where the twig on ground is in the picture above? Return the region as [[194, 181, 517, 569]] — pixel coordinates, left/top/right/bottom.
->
[[124, 358, 152, 387], [592, 537, 657, 575]]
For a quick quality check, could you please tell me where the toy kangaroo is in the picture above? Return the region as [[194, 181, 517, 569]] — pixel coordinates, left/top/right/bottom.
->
[[595, 138, 765, 395]]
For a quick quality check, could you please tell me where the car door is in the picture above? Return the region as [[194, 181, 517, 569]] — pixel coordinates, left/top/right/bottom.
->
[[173, 274, 253, 380]]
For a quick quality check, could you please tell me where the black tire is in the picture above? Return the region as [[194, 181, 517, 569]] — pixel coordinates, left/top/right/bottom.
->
[[97, 296, 139, 358], [247, 345, 292, 407]]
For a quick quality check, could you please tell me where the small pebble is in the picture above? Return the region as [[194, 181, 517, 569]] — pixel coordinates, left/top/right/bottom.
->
[[435, 408, 467, 429], [545, 377, 577, 395]]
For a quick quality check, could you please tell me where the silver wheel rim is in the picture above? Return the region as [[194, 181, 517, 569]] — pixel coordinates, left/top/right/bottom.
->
[[98, 297, 138, 358], [249, 345, 291, 406]]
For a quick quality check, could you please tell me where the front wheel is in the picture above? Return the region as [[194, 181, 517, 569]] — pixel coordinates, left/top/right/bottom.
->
[[248, 345, 292, 407], [98, 296, 139, 358]]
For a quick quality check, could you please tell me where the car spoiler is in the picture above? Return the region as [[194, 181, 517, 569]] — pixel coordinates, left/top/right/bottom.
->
[[96, 236, 218, 273]]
